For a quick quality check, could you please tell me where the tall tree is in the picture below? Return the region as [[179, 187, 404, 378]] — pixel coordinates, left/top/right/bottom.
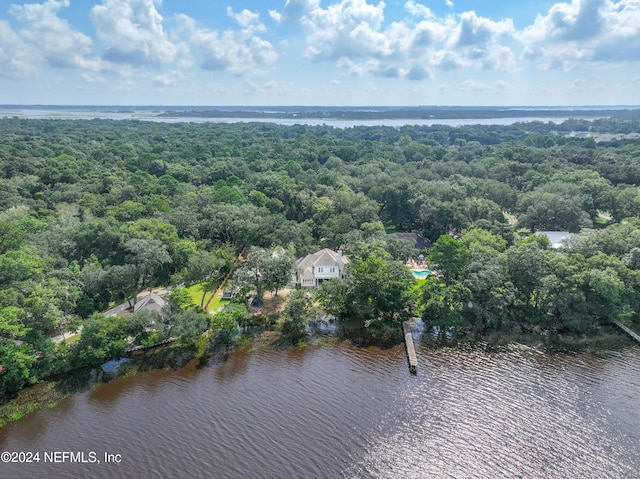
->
[[180, 246, 234, 307], [420, 276, 473, 336], [318, 252, 416, 323], [428, 235, 472, 285], [234, 246, 293, 301], [124, 238, 172, 305], [263, 248, 294, 296], [282, 289, 314, 339]]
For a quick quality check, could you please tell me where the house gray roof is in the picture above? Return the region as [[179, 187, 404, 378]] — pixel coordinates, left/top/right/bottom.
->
[[133, 292, 169, 314], [294, 248, 349, 275], [388, 232, 432, 250]]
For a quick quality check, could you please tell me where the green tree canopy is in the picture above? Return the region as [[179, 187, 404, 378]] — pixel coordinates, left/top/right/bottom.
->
[[428, 235, 472, 285]]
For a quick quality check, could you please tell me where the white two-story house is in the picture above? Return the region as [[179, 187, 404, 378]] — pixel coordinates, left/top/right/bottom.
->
[[292, 248, 350, 288]]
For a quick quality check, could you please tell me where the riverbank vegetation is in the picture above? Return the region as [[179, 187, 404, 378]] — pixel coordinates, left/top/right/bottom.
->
[[2, 116, 640, 399]]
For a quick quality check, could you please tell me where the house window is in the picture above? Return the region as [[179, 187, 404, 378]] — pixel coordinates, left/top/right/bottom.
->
[[330, 267, 335, 272], [317, 267, 323, 273]]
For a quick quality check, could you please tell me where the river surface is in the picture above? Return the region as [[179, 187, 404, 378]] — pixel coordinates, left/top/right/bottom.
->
[[1, 339, 639, 479], [0, 107, 571, 127]]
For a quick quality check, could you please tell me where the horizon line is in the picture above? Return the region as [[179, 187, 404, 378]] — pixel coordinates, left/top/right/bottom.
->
[[1, 104, 639, 109]]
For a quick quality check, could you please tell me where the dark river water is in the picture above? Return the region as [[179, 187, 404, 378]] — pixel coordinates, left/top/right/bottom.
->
[[1, 338, 639, 479]]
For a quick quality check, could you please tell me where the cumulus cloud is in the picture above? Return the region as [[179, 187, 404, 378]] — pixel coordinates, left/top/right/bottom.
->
[[91, 0, 188, 67], [300, 0, 388, 60], [518, 0, 640, 69], [226, 7, 261, 29], [189, 8, 277, 75], [452, 11, 514, 48], [0, 1, 276, 86], [270, 0, 518, 80], [406, 63, 430, 80], [268, 10, 282, 23], [271, 0, 320, 25], [0, 0, 104, 77], [0, 20, 37, 79], [405, 1, 435, 19]]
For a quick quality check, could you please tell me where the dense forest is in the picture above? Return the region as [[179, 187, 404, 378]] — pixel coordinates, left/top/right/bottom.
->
[[2, 116, 640, 396]]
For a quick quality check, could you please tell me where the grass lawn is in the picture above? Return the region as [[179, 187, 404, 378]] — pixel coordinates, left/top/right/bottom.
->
[[184, 283, 214, 310], [207, 292, 227, 312], [183, 282, 227, 312], [63, 333, 81, 344]]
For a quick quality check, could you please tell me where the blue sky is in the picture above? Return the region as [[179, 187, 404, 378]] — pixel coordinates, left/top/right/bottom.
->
[[0, 0, 638, 106]]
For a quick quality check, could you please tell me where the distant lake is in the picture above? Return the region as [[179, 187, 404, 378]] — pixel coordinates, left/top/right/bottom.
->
[[0, 107, 574, 128]]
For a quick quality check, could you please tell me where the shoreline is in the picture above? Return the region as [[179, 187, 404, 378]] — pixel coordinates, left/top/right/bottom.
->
[[1, 323, 636, 429]]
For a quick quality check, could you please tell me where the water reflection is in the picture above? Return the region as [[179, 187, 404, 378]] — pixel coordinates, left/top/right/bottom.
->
[[1, 341, 639, 478]]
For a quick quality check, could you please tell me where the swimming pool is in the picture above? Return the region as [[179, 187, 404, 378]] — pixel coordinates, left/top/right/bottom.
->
[[412, 270, 433, 279]]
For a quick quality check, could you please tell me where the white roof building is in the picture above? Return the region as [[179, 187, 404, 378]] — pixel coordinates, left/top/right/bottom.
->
[[535, 231, 572, 249]]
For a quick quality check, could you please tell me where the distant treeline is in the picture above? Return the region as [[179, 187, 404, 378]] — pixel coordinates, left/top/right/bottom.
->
[[158, 108, 640, 121]]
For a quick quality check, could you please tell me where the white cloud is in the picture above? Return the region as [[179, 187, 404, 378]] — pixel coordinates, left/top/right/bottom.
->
[[9, 0, 98, 69], [336, 56, 371, 76], [448, 11, 517, 71], [188, 9, 277, 75], [226, 7, 262, 30], [301, 0, 388, 61], [271, 0, 518, 80], [405, 1, 434, 19], [91, 0, 188, 67], [0, 19, 37, 79], [276, 0, 320, 25], [431, 50, 464, 70], [518, 0, 640, 69], [452, 11, 515, 49], [268, 10, 283, 23], [406, 63, 430, 80], [154, 70, 182, 87]]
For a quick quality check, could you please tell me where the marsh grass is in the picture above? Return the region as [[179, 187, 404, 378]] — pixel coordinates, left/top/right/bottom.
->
[[0, 382, 67, 428]]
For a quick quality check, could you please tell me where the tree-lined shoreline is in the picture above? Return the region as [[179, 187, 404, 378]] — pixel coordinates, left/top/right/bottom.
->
[[2, 116, 640, 401]]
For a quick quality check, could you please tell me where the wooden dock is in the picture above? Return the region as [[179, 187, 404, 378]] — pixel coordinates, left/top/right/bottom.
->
[[614, 321, 640, 344], [126, 337, 176, 356], [402, 321, 418, 374]]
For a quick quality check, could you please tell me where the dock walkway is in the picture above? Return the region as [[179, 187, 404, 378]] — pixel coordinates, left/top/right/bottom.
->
[[401, 321, 418, 374], [614, 321, 640, 344], [126, 337, 176, 356]]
